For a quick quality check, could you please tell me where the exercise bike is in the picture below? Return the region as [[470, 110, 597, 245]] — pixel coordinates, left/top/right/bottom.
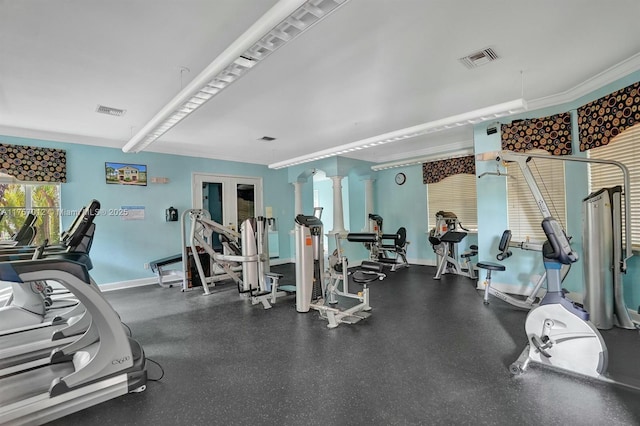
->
[[509, 217, 609, 379], [479, 230, 568, 309], [478, 149, 640, 384]]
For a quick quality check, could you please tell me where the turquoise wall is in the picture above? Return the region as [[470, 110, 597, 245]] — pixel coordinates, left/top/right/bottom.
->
[[473, 70, 640, 310], [0, 135, 294, 285], [2, 70, 638, 309], [374, 166, 435, 264]]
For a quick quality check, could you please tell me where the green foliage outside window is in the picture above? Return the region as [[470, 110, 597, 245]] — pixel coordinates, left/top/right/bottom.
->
[[0, 183, 61, 245]]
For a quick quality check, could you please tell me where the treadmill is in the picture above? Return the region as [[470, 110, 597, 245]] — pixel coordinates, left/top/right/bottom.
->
[[0, 200, 100, 336], [0, 258, 147, 425], [0, 253, 97, 378], [0, 200, 99, 256], [0, 202, 103, 375], [0, 213, 38, 248]]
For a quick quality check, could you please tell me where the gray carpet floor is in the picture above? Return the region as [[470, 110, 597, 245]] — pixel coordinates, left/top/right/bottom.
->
[[47, 264, 640, 426]]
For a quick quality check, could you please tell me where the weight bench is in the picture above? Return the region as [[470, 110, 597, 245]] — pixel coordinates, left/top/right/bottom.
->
[[149, 254, 184, 288]]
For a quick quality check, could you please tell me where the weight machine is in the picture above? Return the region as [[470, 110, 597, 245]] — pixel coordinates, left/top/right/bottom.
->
[[295, 214, 384, 329], [183, 210, 287, 308], [239, 217, 288, 309], [352, 214, 409, 271], [429, 211, 477, 279]]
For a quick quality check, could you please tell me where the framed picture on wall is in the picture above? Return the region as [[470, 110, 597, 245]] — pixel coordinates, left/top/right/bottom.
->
[[105, 162, 147, 186]]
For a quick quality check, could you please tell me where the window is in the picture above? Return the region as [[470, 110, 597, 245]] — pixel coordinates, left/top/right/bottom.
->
[[0, 183, 61, 245], [588, 124, 640, 250], [506, 150, 566, 241], [427, 174, 477, 230]]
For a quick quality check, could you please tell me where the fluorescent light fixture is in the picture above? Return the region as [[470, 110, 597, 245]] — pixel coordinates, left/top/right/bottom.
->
[[268, 98, 527, 169], [122, 0, 350, 153], [370, 148, 475, 171]]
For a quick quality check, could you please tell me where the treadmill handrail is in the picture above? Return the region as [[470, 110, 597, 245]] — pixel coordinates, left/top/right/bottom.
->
[[1, 264, 134, 394]]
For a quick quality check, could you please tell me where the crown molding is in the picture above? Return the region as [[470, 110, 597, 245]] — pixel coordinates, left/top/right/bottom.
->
[[0, 125, 123, 149], [146, 143, 270, 166], [2, 54, 639, 166], [357, 139, 474, 165], [527, 52, 640, 111]]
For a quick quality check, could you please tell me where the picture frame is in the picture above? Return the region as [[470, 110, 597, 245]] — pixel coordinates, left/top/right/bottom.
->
[[105, 162, 147, 186]]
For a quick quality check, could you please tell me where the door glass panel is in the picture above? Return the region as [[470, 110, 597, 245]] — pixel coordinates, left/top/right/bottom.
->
[[206, 182, 224, 251], [237, 184, 255, 226]]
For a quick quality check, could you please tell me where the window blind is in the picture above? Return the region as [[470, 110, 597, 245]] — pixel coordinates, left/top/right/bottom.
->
[[506, 150, 566, 241], [588, 124, 640, 250], [427, 174, 478, 230]]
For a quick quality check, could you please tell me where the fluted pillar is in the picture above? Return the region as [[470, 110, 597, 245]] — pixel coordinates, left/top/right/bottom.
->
[[363, 178, 374, 231], [293, 181, 303, 216], [330, 175, 345, 233]]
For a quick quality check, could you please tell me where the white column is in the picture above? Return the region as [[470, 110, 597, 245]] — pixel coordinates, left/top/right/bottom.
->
[[330, 175, 346, 234], [293, 181, 303, 216], [363, 178, 374, 231]]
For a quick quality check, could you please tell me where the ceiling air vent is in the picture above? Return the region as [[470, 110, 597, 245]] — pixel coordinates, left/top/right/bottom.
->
[[259, 136, 276, 141], [459, 47, 499, 69], [96, 105, 126, 117]]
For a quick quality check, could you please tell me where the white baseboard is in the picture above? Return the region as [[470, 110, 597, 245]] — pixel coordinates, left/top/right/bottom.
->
[[100, 277, 161, 292], [474, 280, 541, 296], [270, 257, 294, 266], [100, 257, 296, 292], [407, 258, 437, 267]]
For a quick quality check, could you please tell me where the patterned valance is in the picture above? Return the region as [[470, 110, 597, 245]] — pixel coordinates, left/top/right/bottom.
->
[[501, 112, 572, 155], [577, 81, 640, 151], [422, 155, 475, 184], [0, 143, 66, 182]]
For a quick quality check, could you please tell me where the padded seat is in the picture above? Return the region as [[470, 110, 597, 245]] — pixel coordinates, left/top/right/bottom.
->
[[477, 261, 506, 305], [476, 261, 505, 272], [352, 261, 385, 284], [461, 244, 478, 259]]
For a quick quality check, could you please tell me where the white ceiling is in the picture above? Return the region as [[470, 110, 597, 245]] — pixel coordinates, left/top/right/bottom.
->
[[1, 0, 640, 166]]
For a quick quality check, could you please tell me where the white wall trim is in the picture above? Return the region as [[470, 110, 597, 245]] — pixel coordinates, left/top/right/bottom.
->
[[0, 125, 123, 149], [100, 277, 161, 292], [374, 139, 474, 165], [100, 258, 295, 291], [2, 54, 639, 165], [528, 52, 640, 111], [407, 258, 437, 267], [269, 257, 293, 266], [474, 279, 543, 296]]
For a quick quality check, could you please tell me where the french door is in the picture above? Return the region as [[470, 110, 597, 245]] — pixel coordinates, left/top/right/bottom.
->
[[192, 173, 263, 250]]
